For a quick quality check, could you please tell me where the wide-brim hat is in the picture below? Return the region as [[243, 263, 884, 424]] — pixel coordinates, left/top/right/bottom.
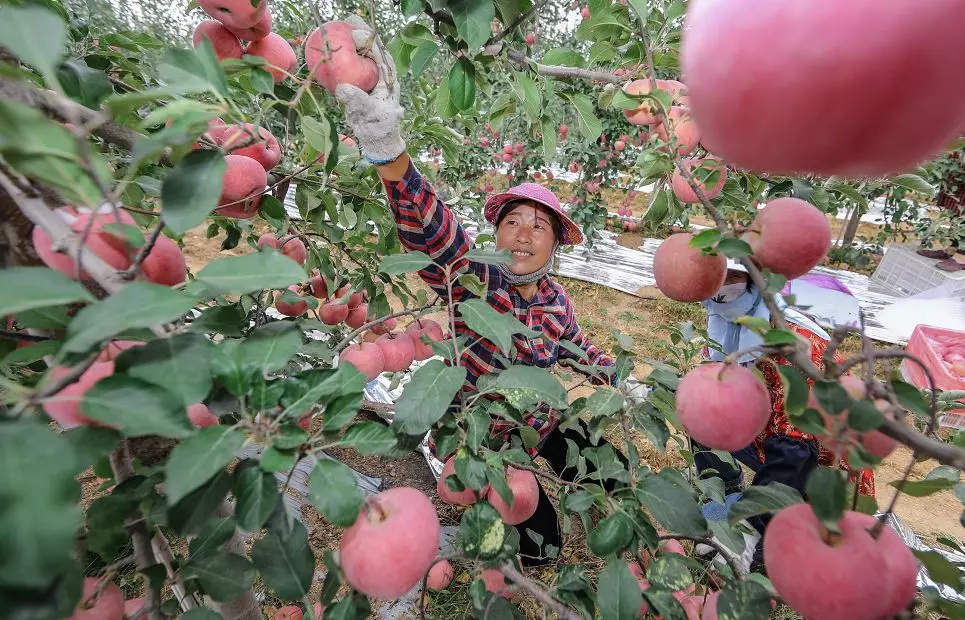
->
[[483, 183, 583, 246], [725, 258, 748, 273]]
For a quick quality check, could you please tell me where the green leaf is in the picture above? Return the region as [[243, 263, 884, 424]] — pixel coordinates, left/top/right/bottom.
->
[[435, 75, 458, 118], [541, 117, 559, 162], [378, 251, 432, 275], [189, 303, 247, 337], [763, 329, 798, 346], [159, 42, 228, 96], [729, 486, 804, 524], [161, 150, 228, 234], [584, 388, 626, 417], [455, 452, 488, 491], [196, 252, 306, 296], [893, 476, 959, 497], [280, 365, 367, 420], [0, 422, 80, 590], [234, 321, 303, 374], [562, 490, 595, 513], [64, 282, 196, 353], [308, 458, 364, 527], [717, 237, 754, 258], [913, 550, 963, 589], [847, 400, 884, 432], [448, 0, 496, 49], [168, 471, 233, 536], [165, 426, 246, 505], [689, 229, 721, 249], [776, 365, 809, 416], [0, 99, 107, 206], [542, 48, 585, 67], [2, 338, 60, 365], [341, 422, 398, 454], [493, 365, 568, 410], [0, 5, 66, 80], [806, 466, 847, 524], [114, 333, 215, 406], [636, 474, 708, 538], [458, 502, 506, 559], [458, 273, 487, 297], [80, 375, 194, 438], [58, 59, 112, 109], [0, 267, 93, 315], [559, 93, 603, 142], [393, 359, 466, 435], [251, 520, 315, 600], [409, 40, 439, 79], [63, 426, 121, 467], [812, 380, 851, 415], [234, 460, 280, 532], [716, 580, 774, 620], [465, 248, 514, 266], [182, 552, 255, 602], [302, 115, 332, 155], [647, 555, 694, 592], [890, 174, 935, 196], [459, 299, 537, 356], [596, 559, 641, 620], [448, 57, 476, 111], [188, 517, 237, 560], [890, 380, 931, 419], [588, 512, 634, 556]]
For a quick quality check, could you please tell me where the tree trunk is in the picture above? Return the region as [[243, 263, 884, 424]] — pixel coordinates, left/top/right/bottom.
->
[[841, 203, 863, 246], [210, 501, 263, 620]]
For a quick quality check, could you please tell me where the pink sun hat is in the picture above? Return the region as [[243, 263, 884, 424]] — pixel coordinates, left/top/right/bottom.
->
[[483, 183, 584, 246]]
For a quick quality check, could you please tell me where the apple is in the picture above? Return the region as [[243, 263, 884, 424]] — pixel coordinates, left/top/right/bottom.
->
[[339, 487, 441, 598]]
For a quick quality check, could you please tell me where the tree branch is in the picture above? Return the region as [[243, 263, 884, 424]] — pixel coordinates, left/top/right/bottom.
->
[[485, 0, 550, 46], [0, 168, 126, 293], [122, 221, 165, 280], [657, 534, 744, 581], [499, 562, 581, 620], [0, 76, 146, 154], [331, 298, 440, 354], [109, 445, 162, 620], [504, 48, 622, 83]]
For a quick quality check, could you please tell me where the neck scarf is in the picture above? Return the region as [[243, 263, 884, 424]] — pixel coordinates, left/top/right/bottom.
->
[[495, 243, 559, 286]]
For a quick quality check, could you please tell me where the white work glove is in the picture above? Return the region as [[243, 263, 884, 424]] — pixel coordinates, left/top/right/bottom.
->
[[333, 16, 407, 165], [619, 374, 649, 404]]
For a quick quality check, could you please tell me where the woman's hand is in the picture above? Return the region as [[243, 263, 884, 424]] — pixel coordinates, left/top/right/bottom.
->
[[333, 16, 406, 165]]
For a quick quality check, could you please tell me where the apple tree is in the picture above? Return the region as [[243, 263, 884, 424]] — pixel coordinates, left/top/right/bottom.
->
[[1, 0, 965, 619]]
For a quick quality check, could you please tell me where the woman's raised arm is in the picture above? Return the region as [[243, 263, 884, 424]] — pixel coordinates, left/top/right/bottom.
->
[[333, 19, 493, 301]]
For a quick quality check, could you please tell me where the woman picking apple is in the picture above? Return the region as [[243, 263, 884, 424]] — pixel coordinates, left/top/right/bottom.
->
[[332, 17, 625, 566], [689, 262, 877, 571]]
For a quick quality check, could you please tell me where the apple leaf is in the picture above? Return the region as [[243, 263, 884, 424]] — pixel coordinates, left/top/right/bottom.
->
[[0, 267, 93, 316], [165, 426, 246, 505], [307, 458, 364, 527], [596, 559, 642, 620]]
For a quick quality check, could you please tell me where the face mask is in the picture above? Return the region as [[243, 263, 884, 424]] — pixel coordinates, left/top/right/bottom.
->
[[711, 282, 748, 304]]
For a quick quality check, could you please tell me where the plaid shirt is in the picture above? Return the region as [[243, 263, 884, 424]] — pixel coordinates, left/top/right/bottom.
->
[[384, 162, 615, 449]]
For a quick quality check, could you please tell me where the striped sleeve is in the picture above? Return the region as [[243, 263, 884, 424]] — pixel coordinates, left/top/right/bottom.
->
[[383, 161, 496, 301], [558, 296, 616, 386]]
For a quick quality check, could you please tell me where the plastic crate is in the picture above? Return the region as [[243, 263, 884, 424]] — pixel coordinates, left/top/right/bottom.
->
[[900, 325, 965, 420], [870, 244, 965, 300]]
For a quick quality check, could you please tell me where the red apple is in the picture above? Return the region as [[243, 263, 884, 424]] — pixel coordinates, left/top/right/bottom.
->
[[339, 487, 441, 598]]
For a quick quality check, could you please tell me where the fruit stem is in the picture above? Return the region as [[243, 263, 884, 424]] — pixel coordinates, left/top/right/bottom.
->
[[363, 496, 387, 522]]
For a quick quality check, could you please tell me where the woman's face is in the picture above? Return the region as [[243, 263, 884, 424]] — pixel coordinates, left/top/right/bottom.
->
[[495, 201, 557, 275]]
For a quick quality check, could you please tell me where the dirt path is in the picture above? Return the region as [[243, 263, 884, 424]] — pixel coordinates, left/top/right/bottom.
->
[[873, 446, 961, 542]]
